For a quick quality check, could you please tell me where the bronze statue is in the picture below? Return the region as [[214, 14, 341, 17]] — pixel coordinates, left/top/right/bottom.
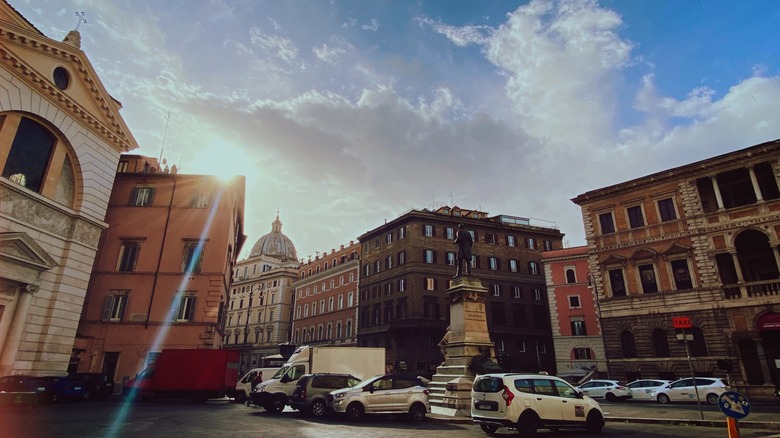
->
[[454, 224, 473, 277]]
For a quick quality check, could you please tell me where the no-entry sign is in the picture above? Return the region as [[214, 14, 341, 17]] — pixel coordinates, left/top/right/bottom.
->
[[672, 316, 692, 329]]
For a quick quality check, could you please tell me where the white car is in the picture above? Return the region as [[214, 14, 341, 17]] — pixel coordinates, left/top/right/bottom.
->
[[651, 377, 728, 405], [626, 379, 672, 401], [326, 374, 430, 421], [576, 379, 632, 402], [471, 373, 604, 435]]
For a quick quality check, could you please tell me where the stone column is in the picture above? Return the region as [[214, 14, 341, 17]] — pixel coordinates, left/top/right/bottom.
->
[[429, 277, 495, 417], [747, 165, 764, 202], [0, 283, 38, 375], [711, 176, 725, 210]]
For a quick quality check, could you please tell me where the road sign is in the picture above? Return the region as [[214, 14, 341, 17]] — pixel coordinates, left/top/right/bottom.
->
[[718, 391, 750, 419], [672, 316, 692, 329]]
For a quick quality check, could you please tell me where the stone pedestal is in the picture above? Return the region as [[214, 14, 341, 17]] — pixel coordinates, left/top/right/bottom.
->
[[429, 276, 494, 417]]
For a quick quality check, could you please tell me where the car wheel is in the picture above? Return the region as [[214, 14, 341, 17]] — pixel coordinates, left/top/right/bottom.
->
[[516, 412, 539, 438], [345, 402, 364, 421], [656, 393, 670, 404], [83, 390, 95, 401], [265, 395, 286, 414], [310, 399, 326, 418], [480, 424, 498, 435], [605, 392, 616, 402], [585, 409, 604, 434], [408, 402, 426, 422], [706, 393, 720, 405], [234, 392, 247, 403]]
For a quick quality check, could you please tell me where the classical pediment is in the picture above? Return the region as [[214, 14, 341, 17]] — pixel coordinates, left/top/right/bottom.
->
[[0, 2, 138, 152], [599, 254, 626, 266], [629, 248, 658, 260], [661, 242, 691, 256], [0, 231, 58, 271]]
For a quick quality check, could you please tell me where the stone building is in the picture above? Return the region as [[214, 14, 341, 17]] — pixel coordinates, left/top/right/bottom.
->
[[75, 154, 245, 385], [541, 246, 605, 382], [226, 214, 299, 371], [572, 139, 780, 401], [291, 241, 360, 347], [357, 206, 564, 376], [0, 2, 139, 376]]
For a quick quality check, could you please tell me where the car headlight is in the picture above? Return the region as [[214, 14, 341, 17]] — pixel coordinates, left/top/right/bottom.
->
[[334, 393, 347, 399]]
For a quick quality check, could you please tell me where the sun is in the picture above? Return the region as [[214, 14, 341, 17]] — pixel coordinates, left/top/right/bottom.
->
[[186, 140, 253, 182]]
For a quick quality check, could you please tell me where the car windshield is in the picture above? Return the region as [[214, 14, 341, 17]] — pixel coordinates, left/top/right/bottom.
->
[[271, 367, 288, 379]]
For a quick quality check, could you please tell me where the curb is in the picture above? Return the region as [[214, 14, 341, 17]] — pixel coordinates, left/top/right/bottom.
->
[[606, 417, 780, 431]]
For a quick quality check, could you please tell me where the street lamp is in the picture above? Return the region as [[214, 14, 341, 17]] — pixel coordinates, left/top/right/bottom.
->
[[242, 287, 254, 371], [587, 272, 611, 379]]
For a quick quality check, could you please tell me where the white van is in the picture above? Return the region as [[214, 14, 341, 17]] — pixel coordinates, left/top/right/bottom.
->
[[234, 367, 280, 403]]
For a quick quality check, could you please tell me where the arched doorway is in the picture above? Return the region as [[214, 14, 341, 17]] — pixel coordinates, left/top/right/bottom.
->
[[757, 312, 780, 386]]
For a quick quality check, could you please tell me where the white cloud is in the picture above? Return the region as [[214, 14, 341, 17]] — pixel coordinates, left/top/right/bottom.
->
[[249, 27, 299, 64], [313, 38, 351, 63], [361, 18, 379, 32]]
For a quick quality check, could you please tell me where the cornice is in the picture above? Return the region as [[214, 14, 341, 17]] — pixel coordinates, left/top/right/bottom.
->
[[0, 27, 137, 152]]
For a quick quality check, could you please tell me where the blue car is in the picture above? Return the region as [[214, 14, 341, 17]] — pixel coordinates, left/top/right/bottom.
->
[[38, 376, 87, 403]]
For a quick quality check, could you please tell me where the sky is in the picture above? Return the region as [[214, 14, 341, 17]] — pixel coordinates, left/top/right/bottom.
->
[[12, 0, 780, 261]]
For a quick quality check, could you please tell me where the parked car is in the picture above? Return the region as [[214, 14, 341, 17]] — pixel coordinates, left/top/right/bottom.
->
[[235, 367, 280, 403], [651, 377, 728, 405], [626, 379, 672, 401], [471, 373, 604, 436], [576, 379, 632, 402], [326, 374, 429, 422], [69, 372, 114, 400], [290, 373, 361, 417], [37, 376, 87, 403]]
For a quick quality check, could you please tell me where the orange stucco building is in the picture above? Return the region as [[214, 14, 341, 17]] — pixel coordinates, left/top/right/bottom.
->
[[74, 155, 246, 388]]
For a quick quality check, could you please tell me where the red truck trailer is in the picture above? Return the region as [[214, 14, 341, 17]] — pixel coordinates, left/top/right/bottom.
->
[[124, 349, 240, 403]]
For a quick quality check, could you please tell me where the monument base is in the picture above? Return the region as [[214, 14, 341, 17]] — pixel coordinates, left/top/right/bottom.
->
[[429, 276, 496, 418]]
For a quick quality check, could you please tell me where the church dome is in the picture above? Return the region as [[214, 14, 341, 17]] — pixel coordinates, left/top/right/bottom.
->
[[249, 214, 297, 261]]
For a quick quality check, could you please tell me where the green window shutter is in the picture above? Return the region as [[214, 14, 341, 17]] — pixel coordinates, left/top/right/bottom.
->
[[101, 296, 113, 321]]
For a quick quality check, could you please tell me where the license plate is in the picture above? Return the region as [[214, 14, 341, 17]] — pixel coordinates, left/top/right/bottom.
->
[[74, 386, 82, 390], [476, 403, 493, 410]]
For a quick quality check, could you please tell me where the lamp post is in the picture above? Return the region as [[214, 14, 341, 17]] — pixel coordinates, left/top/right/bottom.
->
[[587, 272, 611, 379], [242, 287, 254, 372]]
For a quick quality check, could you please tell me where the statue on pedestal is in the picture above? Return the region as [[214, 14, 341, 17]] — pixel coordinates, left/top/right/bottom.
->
[[454, 224, 473, 277]]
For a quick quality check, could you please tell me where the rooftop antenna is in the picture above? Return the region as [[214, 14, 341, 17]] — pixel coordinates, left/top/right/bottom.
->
[[74, 12, 86, 31], [158, 112, 171, 164]]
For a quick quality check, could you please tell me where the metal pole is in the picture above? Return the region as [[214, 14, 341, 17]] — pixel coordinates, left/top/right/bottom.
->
[[682, 328, 704, 420], [588, 273, 611, 379]]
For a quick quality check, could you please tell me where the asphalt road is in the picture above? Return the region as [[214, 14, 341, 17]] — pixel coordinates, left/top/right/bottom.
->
[[1, 398, 778, 438]]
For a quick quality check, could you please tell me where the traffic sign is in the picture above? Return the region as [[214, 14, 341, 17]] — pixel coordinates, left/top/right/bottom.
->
[[672, 316, 692, 329], [718, 391, 750, 419]]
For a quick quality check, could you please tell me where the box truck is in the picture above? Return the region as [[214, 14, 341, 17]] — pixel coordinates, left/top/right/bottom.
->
[[123, 349, 240, 403], [250, 345, 385, 413]]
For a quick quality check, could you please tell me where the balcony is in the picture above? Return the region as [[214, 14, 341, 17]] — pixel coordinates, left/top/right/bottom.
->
[[723, 278, 780, 300]]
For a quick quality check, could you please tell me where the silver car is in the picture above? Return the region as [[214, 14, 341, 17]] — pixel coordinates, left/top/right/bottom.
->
[[326, 374, 430, 422], [626, 379, 671, 401]]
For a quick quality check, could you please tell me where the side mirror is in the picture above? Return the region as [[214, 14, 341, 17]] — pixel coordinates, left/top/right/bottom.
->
[[367, 385, 374, 393], [575, 390, 584, 399]]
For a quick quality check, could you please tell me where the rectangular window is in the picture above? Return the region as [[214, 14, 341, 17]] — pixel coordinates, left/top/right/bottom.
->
[[398, 251, 406, 265], [446, 252, 456, 266], [491, 284, 501, 296], [513, 286, 522, 298], [627, 205, 645, 228], [386, 233, 393, 244], [488, 257, 499, 271], [101, 291, 128, 321], [181, 241, 204, 273], [363, 264, 370, 277], [658, 198, 677, 222], [671, 259, 693, 290], [507, 235, 516, 247], [425, 278, 436, 291], [509, 259, 518, 272], [424, 249, 436, 264], [374, 260, 381, 273], [398, 278, 406, 292], [385, 283, 392, 296], [608, 268, 627, 297], [172, 293, 196, 322], [599, 212, 615, 234], [130, 186, 154, 206], [568, 295, 581, 308], [397, 226, 406, 239], [528, 261, 539, 275], [571, 318, 587, 336], [543, 240, 553, 251], [526, 238, 536, 249], [424, 224, 434, 237], [638, 264, 659, 293], [574, 348, 591, 359], [446, 227, 455, 239], [190, 190, 209, 208], [117, 161, 129, 173], [117, 241, 141, 272], [385, 256, 393, 270], [533, 288, 542, 301], [485, 233, 496, 244]]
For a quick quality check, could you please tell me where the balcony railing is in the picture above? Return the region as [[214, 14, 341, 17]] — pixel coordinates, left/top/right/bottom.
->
[[723, 278, 780, 300]]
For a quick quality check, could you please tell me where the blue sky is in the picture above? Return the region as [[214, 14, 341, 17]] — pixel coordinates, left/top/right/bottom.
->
[[13, 0, 780, 260]]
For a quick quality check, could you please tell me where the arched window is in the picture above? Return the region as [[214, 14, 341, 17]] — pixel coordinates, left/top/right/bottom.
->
[[620, 331, 637, 358], [689, 327, 708, 356], [346, 319, 352, 338], [565, 268, 576, 284], [2, 115, 58, 194], [652, 329, 670, 357], [336, 322, 342, 338]]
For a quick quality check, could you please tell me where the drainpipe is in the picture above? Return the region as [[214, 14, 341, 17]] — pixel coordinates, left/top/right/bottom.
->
[[145, 175, 176, 329]]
